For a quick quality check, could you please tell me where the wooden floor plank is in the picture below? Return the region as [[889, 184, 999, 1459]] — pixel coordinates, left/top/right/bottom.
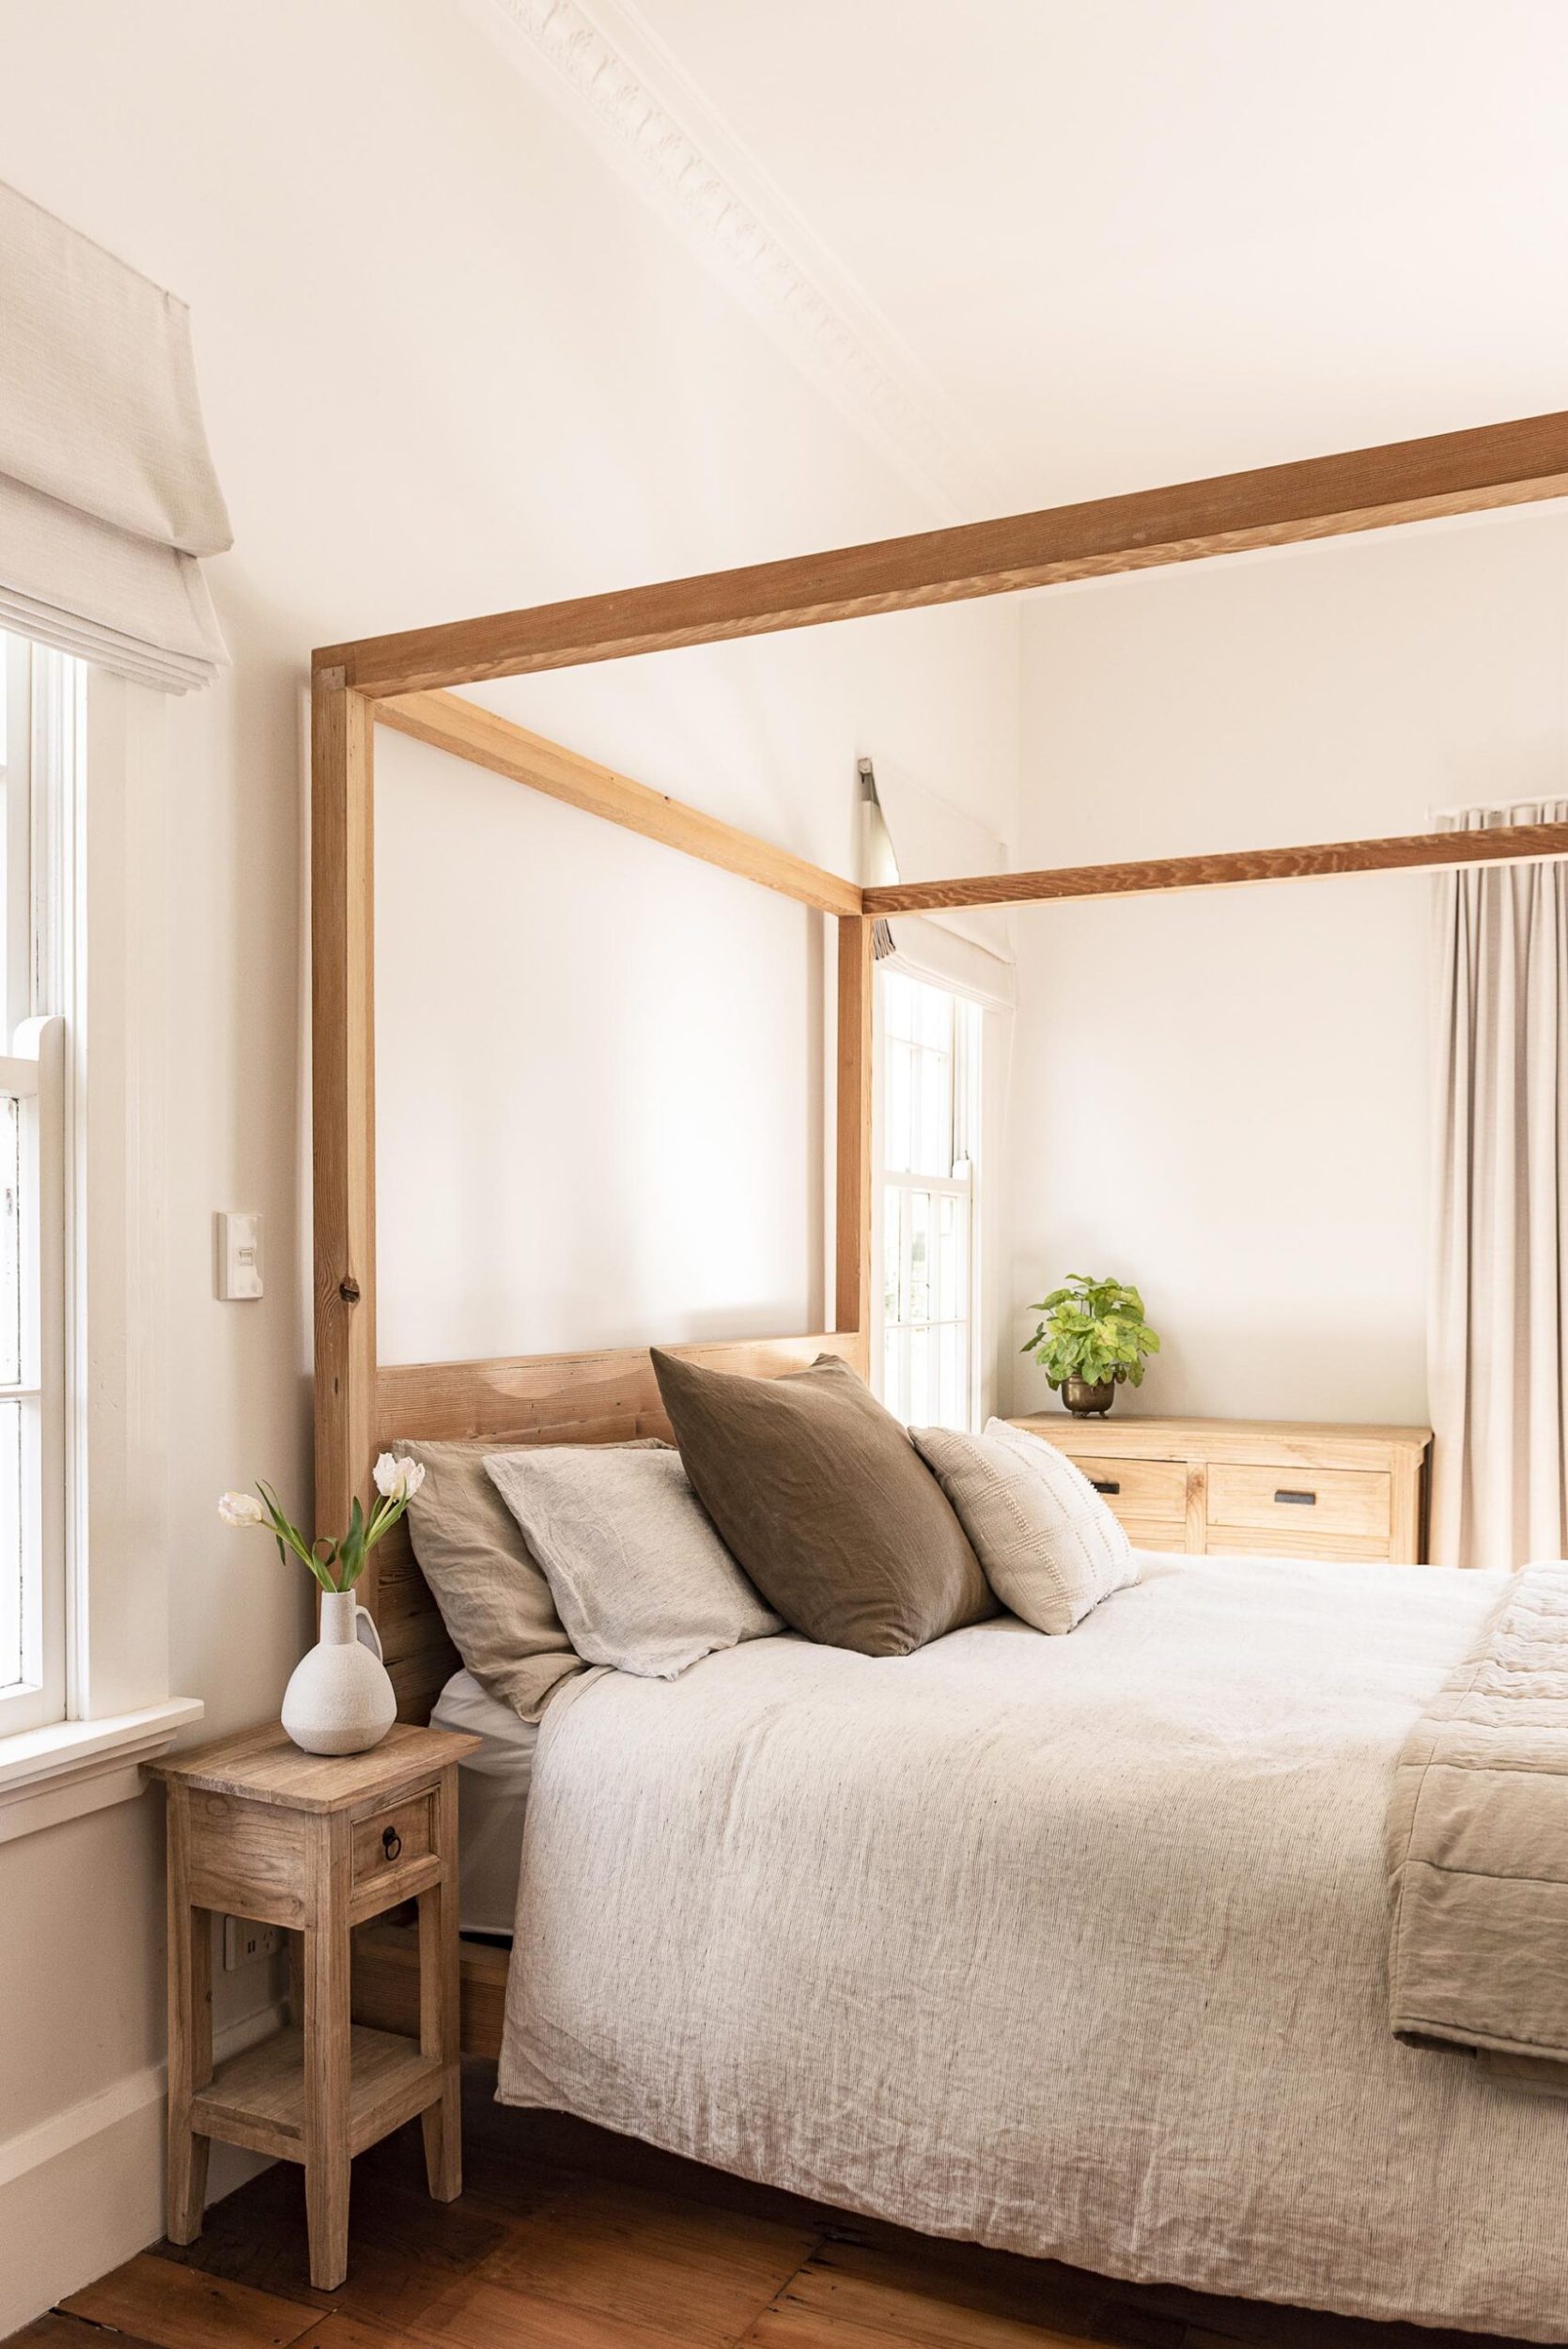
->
[[152, 2165, 516, 2328], [403, 2275, 717, 2349], [284, 2321, 421, 2349], [741, 2296, 1092, 2349], [61, 2256, 319, 2349], [6, 2321, 169, 2349], [469, 2175, 821, 2348], [16, 2081, 1544, 2349]]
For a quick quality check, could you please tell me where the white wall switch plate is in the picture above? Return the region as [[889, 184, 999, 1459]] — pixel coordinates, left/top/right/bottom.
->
[[216, 1210, 263, 1299], [223, 1916, 285, 1971]]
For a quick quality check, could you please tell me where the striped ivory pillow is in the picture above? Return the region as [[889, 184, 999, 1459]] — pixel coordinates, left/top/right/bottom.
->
[[908, 1417, 1139, 1634]]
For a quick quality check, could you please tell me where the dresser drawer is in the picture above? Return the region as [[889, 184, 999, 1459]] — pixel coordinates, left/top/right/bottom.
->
[[1117, 1518, 1190, 1554], [1205, 1463, 1391, 1544], [1204, 1524, 1391, 1563], [1068, 1455, 1188, 1521], [351, 1789, 434, 1889]]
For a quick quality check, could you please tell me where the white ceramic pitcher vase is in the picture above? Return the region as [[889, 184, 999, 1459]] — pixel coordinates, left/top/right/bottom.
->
[[281, 1590, 397, 1755]]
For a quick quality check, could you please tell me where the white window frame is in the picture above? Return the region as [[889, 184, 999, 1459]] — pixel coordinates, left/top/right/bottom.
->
[[0, 637, 69, 1735], [0, 1016, 66, 1735], [873, 966, 983, 1432], [0, 636, 200, 1829]]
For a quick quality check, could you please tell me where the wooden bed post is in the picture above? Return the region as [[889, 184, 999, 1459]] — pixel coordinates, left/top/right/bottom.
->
[[312, 663, 378, 1595], [835, 913, 874, 1357]]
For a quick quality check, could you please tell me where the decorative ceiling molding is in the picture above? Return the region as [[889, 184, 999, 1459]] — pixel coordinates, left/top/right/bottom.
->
[[457, 0, 1001, 519]]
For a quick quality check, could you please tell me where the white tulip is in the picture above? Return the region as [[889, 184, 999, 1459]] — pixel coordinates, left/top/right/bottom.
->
[[373, 1453, 426, 1504], [218, 1490, 267, 1529]]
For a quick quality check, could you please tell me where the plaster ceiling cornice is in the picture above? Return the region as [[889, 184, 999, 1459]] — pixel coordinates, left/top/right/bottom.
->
[[457, 0, 1002, 519]]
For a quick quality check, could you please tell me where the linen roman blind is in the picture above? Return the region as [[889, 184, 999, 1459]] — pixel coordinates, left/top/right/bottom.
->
[[0, 179, 231, 691], [859, 758, 1015, 1007]]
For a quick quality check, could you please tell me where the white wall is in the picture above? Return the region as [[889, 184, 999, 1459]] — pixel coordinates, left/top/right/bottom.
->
[[377, 614, 1018, 1369], [1007, 503, 1568, 1424], [0, 0, 1017, 2324]]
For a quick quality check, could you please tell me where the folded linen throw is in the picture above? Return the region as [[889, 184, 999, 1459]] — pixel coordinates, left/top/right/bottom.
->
[[1388, 1561, 1568, 2088]]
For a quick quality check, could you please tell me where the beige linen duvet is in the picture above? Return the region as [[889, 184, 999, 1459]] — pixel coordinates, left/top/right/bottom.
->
[[499, 1553, 1568, 2342]]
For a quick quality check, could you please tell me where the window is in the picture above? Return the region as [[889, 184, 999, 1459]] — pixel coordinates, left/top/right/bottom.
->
[[877, 967, 981, 1430], [0, 632, 70, 1735]]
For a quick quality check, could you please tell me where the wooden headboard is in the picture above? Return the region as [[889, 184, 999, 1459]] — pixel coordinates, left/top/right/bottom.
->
[[369, 1330, 869, 1721]]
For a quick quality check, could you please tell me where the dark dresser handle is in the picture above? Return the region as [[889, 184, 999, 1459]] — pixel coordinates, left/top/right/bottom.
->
[[1274, 1488, 1317, 1506], [381, 1825, 402, 1861], [1091, 1479, 1121, 1496]]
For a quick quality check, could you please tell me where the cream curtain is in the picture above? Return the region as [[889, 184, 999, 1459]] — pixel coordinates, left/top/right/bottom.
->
[[0, 179, 231, 690], [1429, 799, 1568, 1568]]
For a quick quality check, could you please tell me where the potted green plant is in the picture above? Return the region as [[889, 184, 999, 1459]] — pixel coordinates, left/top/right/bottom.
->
[[1020, 1274, 1160, 1416]]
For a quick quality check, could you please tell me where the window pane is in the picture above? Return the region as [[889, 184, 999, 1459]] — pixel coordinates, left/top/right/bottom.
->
[[908, 1326, 930, 1426], [935, 1192, 959, 1322], [882, 1183, 901, 1324], [917, 982, 953, 1053], [0, 1095, 20, 1389], [0, 1397, 20, 1690], [877, 970, 978, 1433], [908, 1190, 930, 1323], [883, 970, 916, 1043], [936, 1322, 961, 1428], [913, 1043, 952, 1176], [884, 1036, 912, 1174]]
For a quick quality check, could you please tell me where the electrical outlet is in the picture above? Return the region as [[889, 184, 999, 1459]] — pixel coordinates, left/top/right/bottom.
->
[[223, 1916, 285, 1971]]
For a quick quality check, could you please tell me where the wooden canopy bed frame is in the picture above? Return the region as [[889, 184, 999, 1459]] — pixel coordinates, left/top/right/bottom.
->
[[318, 408, 1568, 2057]]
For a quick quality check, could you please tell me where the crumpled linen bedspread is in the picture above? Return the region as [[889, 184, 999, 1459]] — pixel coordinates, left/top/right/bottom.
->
[[1388, 1560, 1568, 2092], [499, 1553, 1568, 2343]]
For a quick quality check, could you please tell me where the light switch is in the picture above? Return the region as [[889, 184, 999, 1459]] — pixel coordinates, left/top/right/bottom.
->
[[216, 1211, 264, 1299]]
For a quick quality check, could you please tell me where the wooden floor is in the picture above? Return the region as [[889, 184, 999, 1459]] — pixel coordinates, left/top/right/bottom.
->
[[10, 2064, 1535, 2349]]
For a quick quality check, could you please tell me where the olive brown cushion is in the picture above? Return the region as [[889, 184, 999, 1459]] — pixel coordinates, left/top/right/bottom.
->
[[649, 1349, 993, 1657]]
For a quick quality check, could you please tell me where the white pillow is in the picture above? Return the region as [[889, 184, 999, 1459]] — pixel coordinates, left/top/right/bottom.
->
[[484, 1447, 783, 1679], [908, 1417, 1138, 1634]]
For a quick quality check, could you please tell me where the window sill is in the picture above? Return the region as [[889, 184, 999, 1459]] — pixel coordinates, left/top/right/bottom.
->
[[0, 1698, 205, 1845]]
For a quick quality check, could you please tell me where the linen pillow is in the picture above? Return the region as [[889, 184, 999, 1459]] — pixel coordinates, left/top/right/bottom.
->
[[396, 1435, 668, 1720], [909, 1416, 1139, 1635], [484, 1446, 783, 1679], [651, 1348, 993, 1657]]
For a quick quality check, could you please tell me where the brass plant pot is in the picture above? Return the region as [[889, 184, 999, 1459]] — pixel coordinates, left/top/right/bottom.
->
[[1062, 1377, 1116, 1417]]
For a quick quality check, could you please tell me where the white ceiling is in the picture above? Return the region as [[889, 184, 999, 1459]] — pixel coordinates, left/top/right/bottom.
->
[[523, 0, 1568, 514]]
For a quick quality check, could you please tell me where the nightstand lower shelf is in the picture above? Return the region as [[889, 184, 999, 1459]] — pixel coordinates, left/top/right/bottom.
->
[[192, 2023, 442, 2163]]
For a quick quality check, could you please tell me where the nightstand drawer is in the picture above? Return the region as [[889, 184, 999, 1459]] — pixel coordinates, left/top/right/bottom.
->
[[352, 1790, 435, 1888], [1206, 1463, 1391, 1543], [1069, 1455, 1188, 1521]]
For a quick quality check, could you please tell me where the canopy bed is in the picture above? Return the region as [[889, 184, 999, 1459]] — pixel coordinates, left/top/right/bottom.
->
[[313, 410, 1568, 2342]]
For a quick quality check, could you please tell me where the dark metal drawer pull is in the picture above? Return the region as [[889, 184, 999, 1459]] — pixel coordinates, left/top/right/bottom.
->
[[380, 1825, 402, 1861], [1274, 1488, 1317, 1506], [1091, 1479, 1121, 1496]]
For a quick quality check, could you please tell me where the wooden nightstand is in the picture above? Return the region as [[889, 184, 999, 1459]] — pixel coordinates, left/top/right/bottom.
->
[[150, 1720, 481, 2291]]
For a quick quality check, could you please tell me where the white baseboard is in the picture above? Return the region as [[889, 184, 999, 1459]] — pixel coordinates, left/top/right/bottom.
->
[[0, 2002, 284, 2338]]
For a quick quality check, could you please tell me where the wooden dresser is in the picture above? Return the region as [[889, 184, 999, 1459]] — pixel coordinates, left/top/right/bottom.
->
[[1008, 1414, 1433, 1563]]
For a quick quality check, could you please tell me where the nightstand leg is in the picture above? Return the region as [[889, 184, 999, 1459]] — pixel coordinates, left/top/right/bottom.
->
[[303, 1815, 352, 2290], [165, 1788, 211, 2245], [418, 1772, 462, 2201]]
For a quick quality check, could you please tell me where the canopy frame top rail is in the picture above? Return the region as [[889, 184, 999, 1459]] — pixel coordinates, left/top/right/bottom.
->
[[310, 404, 1568, 1612], [318, 408, 1568, 699]]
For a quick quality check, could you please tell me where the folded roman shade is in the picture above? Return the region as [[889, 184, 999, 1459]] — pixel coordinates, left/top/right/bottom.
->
[[0, 179, 231, 691], [859, 757, 1015, 1006]]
